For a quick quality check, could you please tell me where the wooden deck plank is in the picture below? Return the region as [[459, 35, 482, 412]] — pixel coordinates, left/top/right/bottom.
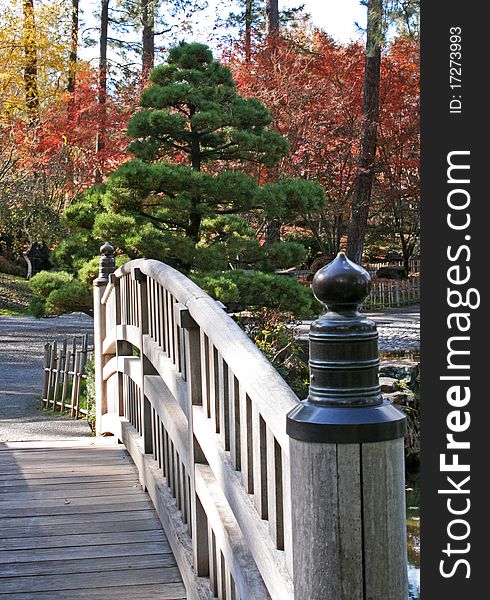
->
[[0, 442, 186, 599], [0, 553, 177, 578], [0, 566, 182, 593], [0, 582, 186, 600], [0, 474, 139, 488], [0, 509, 158, 529], [0, 529, 168, 551], [1, 518, 162, 539], [0, 541, 172, 564], [0, 481, 143, 498]]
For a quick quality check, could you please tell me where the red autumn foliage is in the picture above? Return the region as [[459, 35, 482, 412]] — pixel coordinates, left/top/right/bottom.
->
[[12, 66, 138, 201], [225, 31, 420, 256]]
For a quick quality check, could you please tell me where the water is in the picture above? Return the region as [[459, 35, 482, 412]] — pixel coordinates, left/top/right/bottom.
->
[[407, 474, 420, 599]]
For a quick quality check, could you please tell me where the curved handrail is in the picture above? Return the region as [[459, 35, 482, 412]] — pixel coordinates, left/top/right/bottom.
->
[[105, 258, 300, 449]]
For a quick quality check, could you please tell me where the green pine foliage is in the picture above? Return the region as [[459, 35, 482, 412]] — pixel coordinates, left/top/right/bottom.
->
[[192, 270, 321, 317], [55, 42, 326, 316], [59, 42, 325, 276]]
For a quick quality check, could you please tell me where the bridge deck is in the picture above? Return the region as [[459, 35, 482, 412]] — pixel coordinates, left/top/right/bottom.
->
[[0, 440, 186, 600]]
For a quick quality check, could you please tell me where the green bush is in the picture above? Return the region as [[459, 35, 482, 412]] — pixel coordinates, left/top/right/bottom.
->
[[79, 357, 96, 430], [29, 270, 93, 317], [192, 269, 320, 317], [29, 296, 47, 318], [239, 310, 309, 398], [29, 271, 73, 298], [45, 280, 92, 316]]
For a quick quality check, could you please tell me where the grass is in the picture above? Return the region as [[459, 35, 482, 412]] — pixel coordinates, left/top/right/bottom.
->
[[0, 273, 33, 316]]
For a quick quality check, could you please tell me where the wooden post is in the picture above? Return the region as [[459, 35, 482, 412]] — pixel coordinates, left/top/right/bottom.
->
[[133, 266, 153, 454], [176, 304, 209, 577], [287, 252, 408, 600], [41, 343, 50, 407], [60, 346, 71, 413], [93, 242, 116, 435]]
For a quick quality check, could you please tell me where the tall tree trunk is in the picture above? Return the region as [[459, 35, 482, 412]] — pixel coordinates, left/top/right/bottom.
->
[[95, 0, 109, 183], [245, 0, 252, 63], [346, 0, 383, 264], [141, 0, 155, 77], [265, 219, 281, 244], [266, 0, 279, 34], [22, 0, 39, 123], [22, 220, 34, 280], [67, 0, 79, 92]]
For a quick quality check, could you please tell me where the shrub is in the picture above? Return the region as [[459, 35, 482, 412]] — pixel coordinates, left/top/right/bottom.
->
[[29, 296, 47, 318], [79, 357, 96, 430], [29, 271, 73, 298], [45, 280, 92, 316], [192, 269, 320, 317], [29, 270, 93, 317], [239, 310, 309, 398]]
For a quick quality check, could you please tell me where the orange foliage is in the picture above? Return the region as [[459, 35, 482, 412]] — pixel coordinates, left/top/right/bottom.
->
[[10, 66, 138, 200], [225, 31, 420, 249]]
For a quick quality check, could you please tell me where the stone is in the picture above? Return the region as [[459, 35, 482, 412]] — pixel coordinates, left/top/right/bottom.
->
[[380, 377, 398, 393]]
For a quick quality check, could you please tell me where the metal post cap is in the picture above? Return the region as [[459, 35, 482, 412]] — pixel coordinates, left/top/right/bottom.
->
[[312, 252, 371, 311], [286, 252, 406, 444], [100, 242, 115, 256], [94, 242, 116, 286]]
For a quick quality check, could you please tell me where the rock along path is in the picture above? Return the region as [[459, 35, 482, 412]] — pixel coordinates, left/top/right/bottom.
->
[[0, 314, 94, 442]]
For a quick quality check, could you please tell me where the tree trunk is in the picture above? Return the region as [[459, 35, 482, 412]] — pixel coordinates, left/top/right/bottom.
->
[[22, 0, 39, 123], [22, 221, 34, 280], [245, 0, 252, 62], [67, 0, 79, 92], [346, 0, 383, 264], [95, 0, 109, 183], [266, 0, 279, 34], [265, 218, 281, 244], [141, 0, 155, 77]]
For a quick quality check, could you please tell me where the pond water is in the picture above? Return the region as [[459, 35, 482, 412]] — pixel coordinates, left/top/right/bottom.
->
[[407, 473, 420, 599]]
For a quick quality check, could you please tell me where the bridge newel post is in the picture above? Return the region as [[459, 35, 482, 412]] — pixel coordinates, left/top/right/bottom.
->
[[93, 242, 116, 436], [286, 252, 408, 600]]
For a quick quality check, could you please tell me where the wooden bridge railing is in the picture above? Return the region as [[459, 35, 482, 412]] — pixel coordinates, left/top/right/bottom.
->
[[93, 243, 408, 600]]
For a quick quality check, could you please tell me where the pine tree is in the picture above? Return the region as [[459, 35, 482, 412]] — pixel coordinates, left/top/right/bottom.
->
[[66, 42, 325, 274]]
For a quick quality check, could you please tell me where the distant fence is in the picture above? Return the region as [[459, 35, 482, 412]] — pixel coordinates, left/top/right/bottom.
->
[[362, 277, 420, 310], [364, 258, 420, 275], [41, 335, 92, 417]]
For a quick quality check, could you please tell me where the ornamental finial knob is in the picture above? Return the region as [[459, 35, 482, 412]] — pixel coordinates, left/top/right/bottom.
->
[[312, 252, 371, 311]]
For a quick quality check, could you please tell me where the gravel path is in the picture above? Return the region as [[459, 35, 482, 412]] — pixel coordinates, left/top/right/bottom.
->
[[296, 305, 420, 352], [0, 314, 94, 442], [0, 305, 419, 441]]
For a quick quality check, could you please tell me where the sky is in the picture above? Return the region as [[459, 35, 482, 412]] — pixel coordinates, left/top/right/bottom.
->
[[79, 0, 367, 64], [303, 0, 366, 41]]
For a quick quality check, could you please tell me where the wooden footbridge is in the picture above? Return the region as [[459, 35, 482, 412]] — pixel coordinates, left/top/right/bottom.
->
[[0, 245, 409, 600]]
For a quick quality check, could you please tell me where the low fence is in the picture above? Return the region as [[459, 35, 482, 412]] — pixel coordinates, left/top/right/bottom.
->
[[362, 276, 420, 310], [41, 334, 91, 417], [365, 258, 420, 275]]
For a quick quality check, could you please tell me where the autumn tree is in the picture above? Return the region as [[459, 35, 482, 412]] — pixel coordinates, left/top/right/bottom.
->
[[228, 32, 364, 256], [0, 164, 65, 278]]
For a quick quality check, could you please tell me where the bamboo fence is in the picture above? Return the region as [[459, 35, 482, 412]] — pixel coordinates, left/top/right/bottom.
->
[[41, 334, 92, 418]]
